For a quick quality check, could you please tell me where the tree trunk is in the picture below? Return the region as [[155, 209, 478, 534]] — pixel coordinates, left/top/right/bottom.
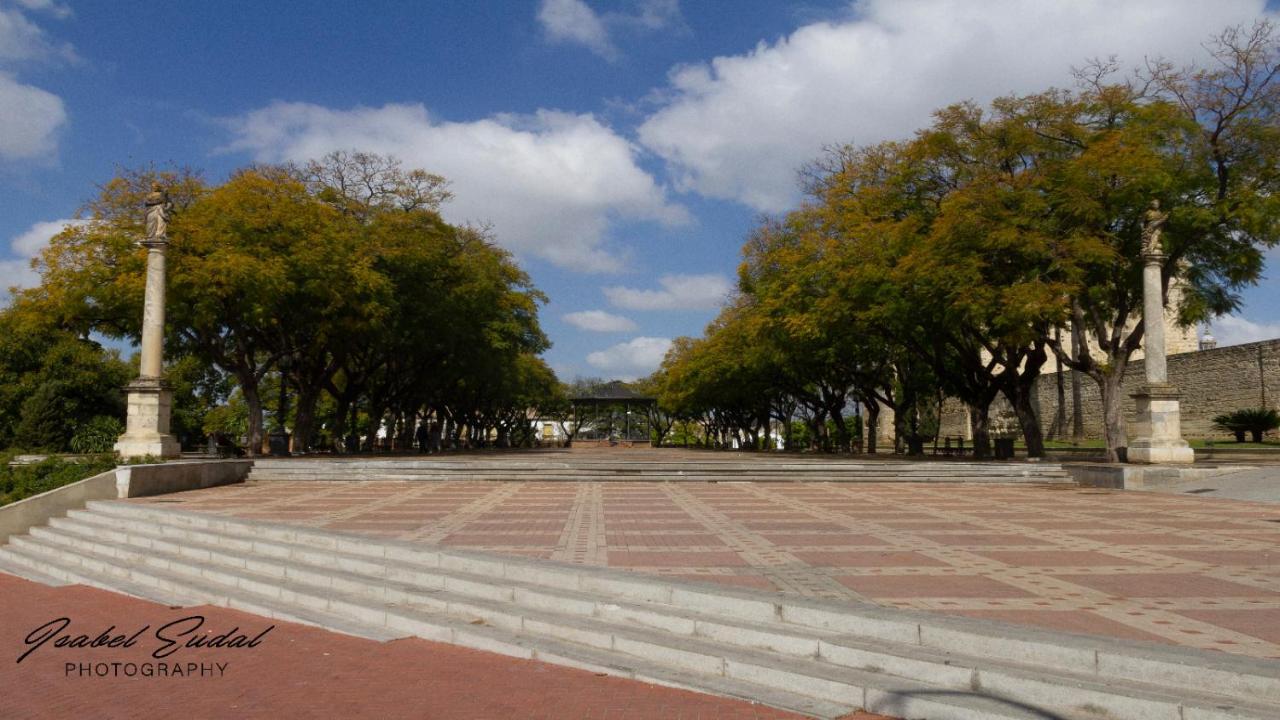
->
[[242, 382, 264, 457], [1054, 329, 1067, 441], [969, 403, 991, 459], [365, 402, 384, 452], [865, 405, 879, 454], [331, 395, 350, 453], [1098, 373, 1127, 463], [830, 412, 849, 453], [292, 386, 321, 453], [1009, 389, 1045, 458], [1064, 330, 1085, 440]]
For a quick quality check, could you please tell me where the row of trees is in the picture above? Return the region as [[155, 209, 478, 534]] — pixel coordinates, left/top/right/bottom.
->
[[4, 151, 557, 455], [651, 23, 1280, 461]]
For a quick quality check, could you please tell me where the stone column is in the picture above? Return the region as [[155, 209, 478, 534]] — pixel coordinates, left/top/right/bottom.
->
[[1128, 243, 1194, 464], [1142, 260, 1168, 385], [115, 189, 181, 460], [138, 240, 167, 379]]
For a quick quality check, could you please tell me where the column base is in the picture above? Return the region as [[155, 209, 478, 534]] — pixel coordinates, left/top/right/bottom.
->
[[1126, 443, 1195, 464], [1128, 383, 1195, 465], [114, 377, 181, 460], [114, 434, 182, 460]]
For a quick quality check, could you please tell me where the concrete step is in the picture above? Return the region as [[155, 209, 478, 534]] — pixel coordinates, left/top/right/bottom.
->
[[246, 476, 1072, 485], [0, 542, 201, 606], [245, 466, 1074, 483], [246, 463, 1068, 472], [0, 549, 70, 586], [244, 458, 1074, 485], [80, 503, 1280, 688], [43, 500, 1279, 719], [7, 531, 407, 643], [10, 519, 1117, 720]]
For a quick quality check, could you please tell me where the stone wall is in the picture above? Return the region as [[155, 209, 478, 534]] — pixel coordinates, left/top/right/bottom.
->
[[931, 339, 1280, 442], [869, 339, 1279, 443], [1032, 339, 1280, 440]]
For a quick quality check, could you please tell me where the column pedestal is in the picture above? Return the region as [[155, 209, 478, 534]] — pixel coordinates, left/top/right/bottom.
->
[[114, 377, 181, 459], [1128, 383, 1194, 464]]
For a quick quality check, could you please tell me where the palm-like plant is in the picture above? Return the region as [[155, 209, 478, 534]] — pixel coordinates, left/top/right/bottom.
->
[[1212, 409, 1280, 443]]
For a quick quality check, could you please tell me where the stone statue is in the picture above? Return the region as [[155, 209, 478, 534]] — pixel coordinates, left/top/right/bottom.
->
[[144, 182, 172, 240], [1140, 199, 1168, 257]]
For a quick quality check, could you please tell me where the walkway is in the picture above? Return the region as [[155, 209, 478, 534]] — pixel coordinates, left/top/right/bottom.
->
[[133, 479, 1280, 659]]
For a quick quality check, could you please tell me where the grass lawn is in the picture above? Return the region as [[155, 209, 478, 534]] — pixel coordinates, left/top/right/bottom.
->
[[1028, 439, 1280, 450]]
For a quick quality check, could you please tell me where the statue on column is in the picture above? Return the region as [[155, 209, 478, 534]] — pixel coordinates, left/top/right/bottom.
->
[[144, 182, 172, 240], [1141, 199, 1168, 257]]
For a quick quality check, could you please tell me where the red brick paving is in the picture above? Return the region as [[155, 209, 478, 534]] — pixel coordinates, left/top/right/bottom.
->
[[0, 574, 890, 720], [133, 480, 1280, 659]]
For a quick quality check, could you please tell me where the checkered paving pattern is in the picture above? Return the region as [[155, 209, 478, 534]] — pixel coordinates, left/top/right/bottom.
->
[[134, 481, 1280, 659]]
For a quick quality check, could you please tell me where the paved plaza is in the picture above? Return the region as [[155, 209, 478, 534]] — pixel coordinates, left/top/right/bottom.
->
[[135, 479, 1280, 660]]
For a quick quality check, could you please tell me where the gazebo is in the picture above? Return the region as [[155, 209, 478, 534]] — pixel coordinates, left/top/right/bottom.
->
[[571, 381, 656, 445]]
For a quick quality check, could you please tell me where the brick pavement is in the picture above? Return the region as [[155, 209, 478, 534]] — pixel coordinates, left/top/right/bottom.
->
[[134, 480, 1280, 659], [0, 573, 894, 720]]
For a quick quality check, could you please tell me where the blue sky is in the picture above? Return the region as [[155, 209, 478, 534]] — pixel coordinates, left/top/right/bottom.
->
[[3, 0, 1280, 381]]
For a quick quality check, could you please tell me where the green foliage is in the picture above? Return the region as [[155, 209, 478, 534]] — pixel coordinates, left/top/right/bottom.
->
[[0, 454, 118, 507], [1212, 409, 1280, 443], [8, 150, 555, 456], [646, 23, 1280, 462], [202, 392, 248, 441], [0, 310, 131, 452], [69, 416, 124, 453]]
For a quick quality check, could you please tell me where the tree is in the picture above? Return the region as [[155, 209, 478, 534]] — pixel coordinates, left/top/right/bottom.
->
[[1038, 24, 1280, 460], [13, 153, 555, 457], [0, 304, 131, 451]]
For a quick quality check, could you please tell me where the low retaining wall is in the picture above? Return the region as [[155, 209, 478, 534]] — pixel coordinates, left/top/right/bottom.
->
[[0, 459, 252, 544]]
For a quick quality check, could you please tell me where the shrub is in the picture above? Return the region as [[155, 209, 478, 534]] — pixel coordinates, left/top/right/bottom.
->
[[69, 416, 124, 454], [0, 454, 118, 507], [1212, 408, 1280, 443]]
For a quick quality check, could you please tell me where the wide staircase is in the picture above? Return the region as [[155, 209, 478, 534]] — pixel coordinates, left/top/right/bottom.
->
[[2, 500, 1275, 720], [247, 454, 1075, 484]]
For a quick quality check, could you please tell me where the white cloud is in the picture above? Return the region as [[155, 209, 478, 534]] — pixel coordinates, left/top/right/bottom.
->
[[224, 102, 688, 273], [1, 217, 78, 301], [537, 0, 686, 59], [0, 72, 64, 159], [0, 5, 74, 63], [563, 309, 638, 332], [538, 0, 616, 59], [637, 0, 1275, 212], [630, 0, 683, 31], [586, 336, 672, 378], [0, 3, 72, 160], [604, 273, 732, 310], [1209, 315, 1280, 347], [10, 0, 72, 19]]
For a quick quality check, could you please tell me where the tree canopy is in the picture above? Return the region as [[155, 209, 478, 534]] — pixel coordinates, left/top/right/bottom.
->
[[4, 151, 556, 455], [652, 23, 1280, 460]]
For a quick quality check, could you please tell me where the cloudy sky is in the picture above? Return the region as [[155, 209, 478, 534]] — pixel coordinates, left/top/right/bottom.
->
[[3, 0, 1280, 380]]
